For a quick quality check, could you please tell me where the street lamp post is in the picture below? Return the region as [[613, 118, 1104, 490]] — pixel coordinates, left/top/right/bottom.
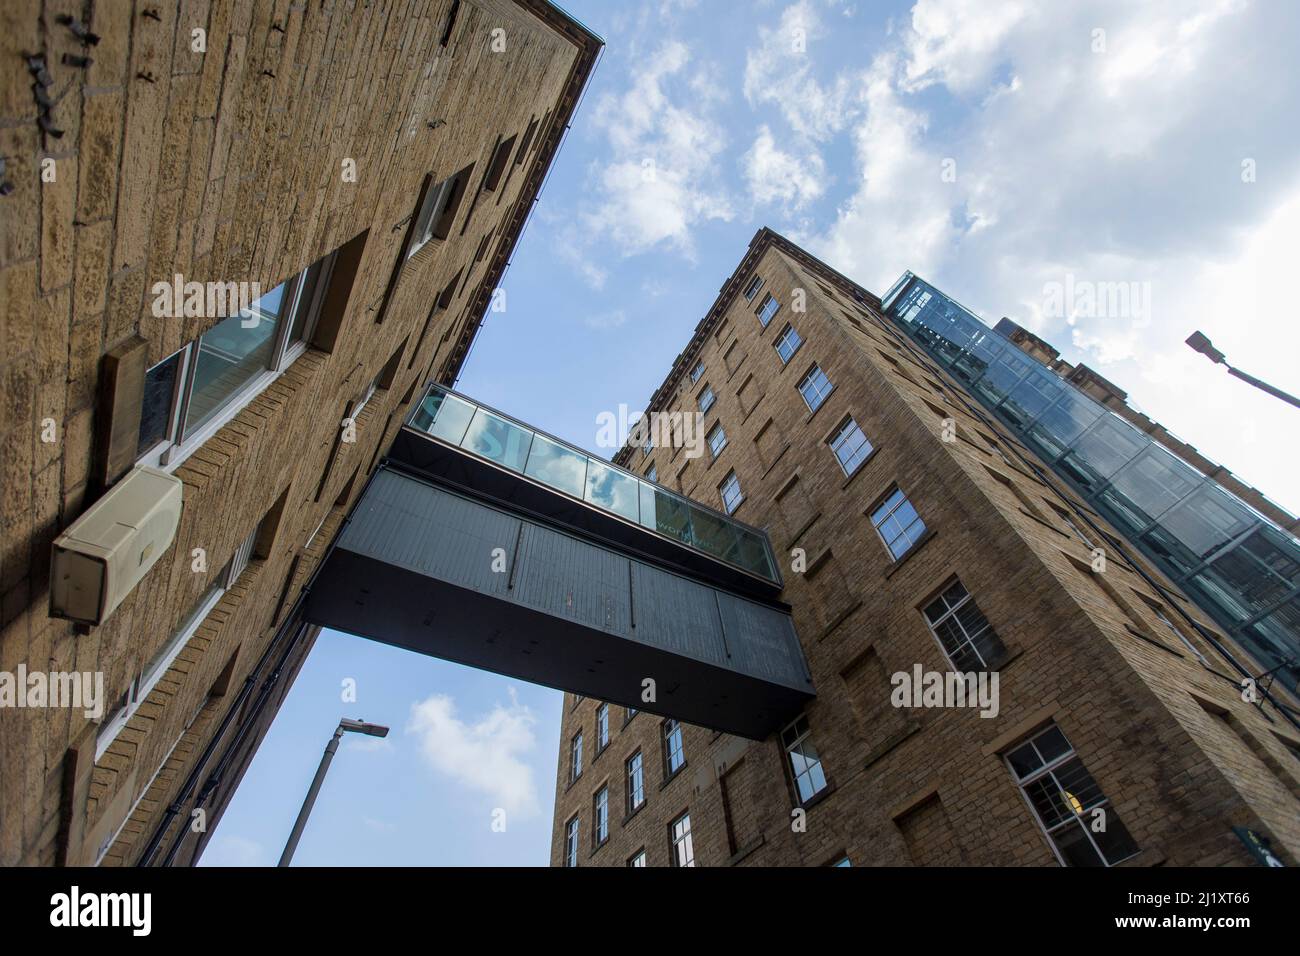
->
[[278, 718, 390, 867], [1186, 331, 1300, 410]]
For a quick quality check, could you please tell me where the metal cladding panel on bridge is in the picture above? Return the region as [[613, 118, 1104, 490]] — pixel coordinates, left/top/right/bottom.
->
[[306, 468, 813, 739]]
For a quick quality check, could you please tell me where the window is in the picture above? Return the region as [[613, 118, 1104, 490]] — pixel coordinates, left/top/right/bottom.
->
[[832, 856, 852, 867], [596, 702, 610, 750], [641, 428, 654, 456], [594, 786, 610, 846], [1006, 724, 1139, 866], [626, 751, 646, 814], [923, 580, 1007, 671], [781, 716, 829, 803], [439, 0, 460, 46], [564, 816, 580, 867], [828, 417, 873, 476], [797, 364, 834, 412], [628, 849, 647, 867], [644, 463, 657, 483], [626, 706, 639, 722], [774, 324, 803, 364], [870, 487, 927, 560], [719, 470, 743, 514], [570, 732, 584, 782], [663, 719, 685, 777], [669, 812, 695, 867], [690, 359, 705, 383], [698, 384, 716, 415], [1143, 597, 1207, 663], [96, 536, 256, 760], [756, 293, 780, 327], [138, 254, 335, 470], [707, 422, 727, 459], [743, 274, 763, 301], [483, 134, 517, 192], [1048, 500, 1095, 548], [408, 165, 472, 256]]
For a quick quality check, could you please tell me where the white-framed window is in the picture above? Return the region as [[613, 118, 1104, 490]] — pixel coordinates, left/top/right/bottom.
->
[[95, 532, 255, 761], [594, 785, 610, 846], [690, 359, 706, 383], [870, 487, 926, 560], [743, 274, 763, 301], [756, 292, 780, 327], [828, 416, 873, 476], [797, 364, 834, 412], [408, 168, 470, 257], [774, 324, 803, 364], [663, 718, 685, 776], [570, 731, 584, 782], [698, 384, 716, 415], [707, 422, 727, 459], [627, 750, 646, 814], [1006, 724, 1139, 867], [137, 253, 336, 472], [596, 702, 610, 750], [780, 715, 829, 804], [564, 816, 580, 867], [719, 470, 743, 514], [923, 579, 1007, 672], [670, 812, 695, 867], [628, 848, 647, 867]]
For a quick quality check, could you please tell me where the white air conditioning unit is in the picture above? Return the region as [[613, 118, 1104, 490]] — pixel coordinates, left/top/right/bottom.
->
[[50, 466, 184, 626]]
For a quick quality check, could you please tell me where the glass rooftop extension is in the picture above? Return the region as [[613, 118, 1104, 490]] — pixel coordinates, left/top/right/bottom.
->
[[404, 384, 780, 587], [881, 272, 1300, 691]]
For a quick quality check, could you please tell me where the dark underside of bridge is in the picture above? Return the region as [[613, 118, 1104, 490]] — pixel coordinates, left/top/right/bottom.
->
[[304, 406, 814, 740]]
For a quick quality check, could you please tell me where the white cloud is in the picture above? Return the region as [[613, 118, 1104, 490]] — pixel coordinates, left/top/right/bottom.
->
[[584, 41, 733, 259], [584, 308, 628, 330], [743, 125, 827, 210], [801, 0, 1300, 512], [744, 1, 855, 143], [407, 689, 542, 818]]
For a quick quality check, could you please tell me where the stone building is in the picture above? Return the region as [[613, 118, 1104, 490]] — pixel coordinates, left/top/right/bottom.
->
[[0, 0, 599, 866], [549, 229, 1300, 868]]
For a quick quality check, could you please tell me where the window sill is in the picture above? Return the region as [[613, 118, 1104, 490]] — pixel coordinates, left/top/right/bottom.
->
[[795, 783, 835, 814], [1124, 623, 1184, 660], [589, 837, 609, 859], [727, 834, 766, 866], [802, 388, 836, 426], [883, 529, 937, 580], [759, 442, 791, 481], [840, 445, 882, 491], [659, 763, 687, 792], [622, 802, 646, 827]]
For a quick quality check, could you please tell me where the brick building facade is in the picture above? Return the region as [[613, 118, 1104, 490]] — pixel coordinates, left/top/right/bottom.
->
[[549, 230, 1300, 868], [0, 0, 598, 866]]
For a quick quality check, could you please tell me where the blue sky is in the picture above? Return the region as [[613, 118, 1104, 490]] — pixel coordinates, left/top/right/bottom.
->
[[203, 0, 1300, 865]]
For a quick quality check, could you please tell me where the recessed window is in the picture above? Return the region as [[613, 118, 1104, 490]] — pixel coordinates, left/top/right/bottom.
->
[[707, 422, 727, 459], [594, 785, 610, 846], [408, 164, 473, 256], [1006, 724, 1139, 867], [483, 134, 517, 192], [774, 324, 803, 364], [670, 812, 695, 867], [1142, 596, 1207, 663], [832, 856, 852, 867], [628, 848, 647, 867], [596, 702, 610, 750], [663, 718, 685, 777], [719, 470, 743, 514], [828, 416, 873, 476], [138, 254, 335, 470], [870, 487, 926, 560], [756, 292, 780, 327], [627, 751, 646, 813], [564, 816, 580, 867], [781, 716, 829, 803], [698, 384, 716, 415], [797, 364, 833, 412], [923, 580, 1007, 672], [690, 359, 705, 383], [743, 274, 763, 301], [644, 462, 657, 483], [570, 731, 584, 782], [96, 533, 257, 760]]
